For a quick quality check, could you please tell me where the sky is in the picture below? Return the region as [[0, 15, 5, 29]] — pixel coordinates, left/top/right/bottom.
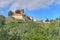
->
[[0, 0, 60, 20]]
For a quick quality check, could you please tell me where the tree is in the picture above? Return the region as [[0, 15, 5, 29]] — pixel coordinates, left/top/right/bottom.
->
[[15, 10, 20, 13], [56, 18, 60, 20], [0, 15, 5, 27], [0, 15, 5, 21], [40, 20, 43, 23], [8, 11, 14, 16], [50, 19, 54, 22], [45, 18, 49, 22]]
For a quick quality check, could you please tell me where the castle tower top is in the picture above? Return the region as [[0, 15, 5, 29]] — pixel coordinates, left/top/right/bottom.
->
[[20, 9, 24, 14]]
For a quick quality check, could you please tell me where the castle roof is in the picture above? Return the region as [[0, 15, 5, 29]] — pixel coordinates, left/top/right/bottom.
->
[[12, 13, 23, 16]]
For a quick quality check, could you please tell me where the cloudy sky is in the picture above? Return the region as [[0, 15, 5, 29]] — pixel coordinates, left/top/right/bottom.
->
[[0, 0, 60, 20]]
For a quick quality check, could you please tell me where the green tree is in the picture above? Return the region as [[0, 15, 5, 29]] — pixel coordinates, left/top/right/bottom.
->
[[15, 10, 20, 13], [50, 19, 54, 23], [0, 15, 5, 22], [0, 15, 5, 27], [8, 11, 14, 16], [40, 20, 43, 23], [45, 18, 49, 22]]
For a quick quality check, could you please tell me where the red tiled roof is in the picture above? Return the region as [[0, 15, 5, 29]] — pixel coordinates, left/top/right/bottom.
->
[[12, 13, 23, 16]]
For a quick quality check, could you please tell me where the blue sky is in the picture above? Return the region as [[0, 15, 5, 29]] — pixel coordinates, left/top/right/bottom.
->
[[0, 0, 60, 20], [25, 4, 60, 20]]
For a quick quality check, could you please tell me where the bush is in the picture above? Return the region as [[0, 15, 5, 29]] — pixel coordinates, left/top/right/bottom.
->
[[0, 19, 60, 40]]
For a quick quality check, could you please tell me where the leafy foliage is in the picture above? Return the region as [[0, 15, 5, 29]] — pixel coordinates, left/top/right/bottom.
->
[[0, 15, 5, 27], [15, 10, 21, 13], [0, 18, 60, 40], [8, 11, 14, 16]]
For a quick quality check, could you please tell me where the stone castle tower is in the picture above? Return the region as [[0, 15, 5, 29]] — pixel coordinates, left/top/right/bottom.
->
[[20, 9, 24, 14]]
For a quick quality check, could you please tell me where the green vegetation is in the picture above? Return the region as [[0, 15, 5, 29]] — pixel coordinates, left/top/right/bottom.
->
[[8, 11, 14, 16], [0, 16, 60, 40], [15, 10, 21, 13], [0, 9, 60, 40], [0, 15, 5, 27]]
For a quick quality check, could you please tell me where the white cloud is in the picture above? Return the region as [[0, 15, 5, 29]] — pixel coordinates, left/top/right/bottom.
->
[[0, 0, 14, 8], [0, 0, 60, 11], [55, 0, 60, 4], [10, 0, 55, 11]]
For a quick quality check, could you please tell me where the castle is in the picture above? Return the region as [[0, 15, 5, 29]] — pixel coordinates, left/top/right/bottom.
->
[[8, 9, 50, 23], [11, 9, 33, 21]]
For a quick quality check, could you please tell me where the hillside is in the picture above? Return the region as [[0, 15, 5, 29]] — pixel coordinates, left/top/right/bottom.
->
[[0, 19, 60, 40]]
